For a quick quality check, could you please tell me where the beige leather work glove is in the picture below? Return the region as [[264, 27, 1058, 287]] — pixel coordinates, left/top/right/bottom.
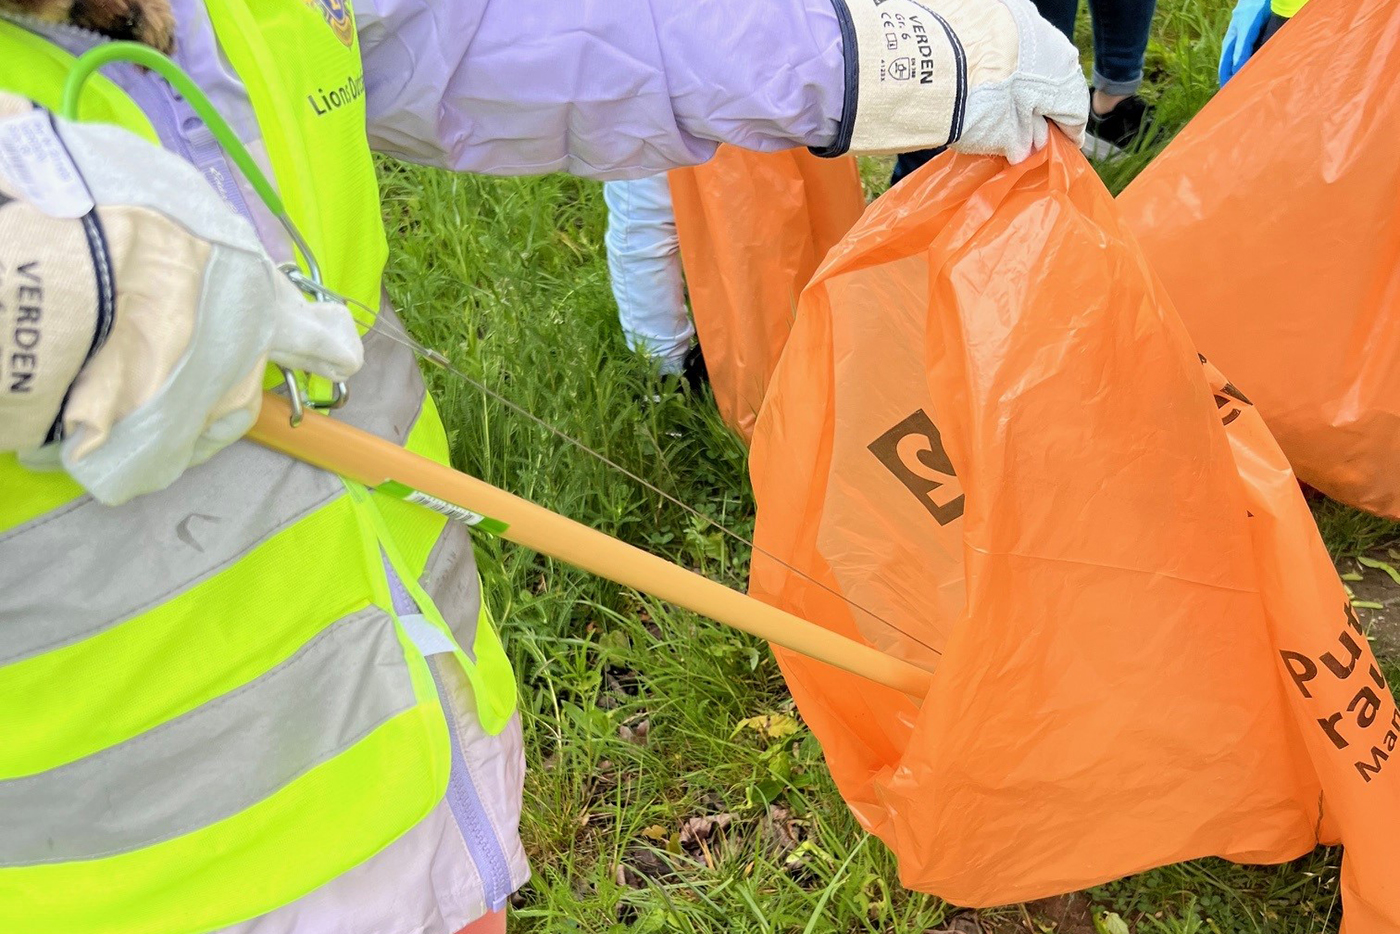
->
[[818, 0, 1089, 163], [0, 95, 362, 505]]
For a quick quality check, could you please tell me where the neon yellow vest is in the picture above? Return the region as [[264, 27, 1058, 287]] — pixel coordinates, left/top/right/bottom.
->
[[0, 4, 515, 933]]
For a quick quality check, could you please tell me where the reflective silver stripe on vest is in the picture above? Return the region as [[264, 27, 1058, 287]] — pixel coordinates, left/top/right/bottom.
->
[[0, 607, 415, 865], [418, 520, 482, 660], [338, 303, 427, 440], [0, 318, 426, 667]]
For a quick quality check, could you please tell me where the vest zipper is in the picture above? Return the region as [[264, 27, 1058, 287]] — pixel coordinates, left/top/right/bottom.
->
[[0, 11, 256, 228], [383, 556, 518, 913], [431, 659, 518, 913], [149, 80, 257, 222]]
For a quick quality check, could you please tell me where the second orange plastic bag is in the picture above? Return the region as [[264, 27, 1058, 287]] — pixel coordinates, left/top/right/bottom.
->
[[749, 134, 1400, 930], [1119, 0, 1400, 519], [668, 147, 865, 442]]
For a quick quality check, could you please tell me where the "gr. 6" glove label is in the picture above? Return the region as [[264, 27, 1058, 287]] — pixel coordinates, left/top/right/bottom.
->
[[0, 109, 94, 220]]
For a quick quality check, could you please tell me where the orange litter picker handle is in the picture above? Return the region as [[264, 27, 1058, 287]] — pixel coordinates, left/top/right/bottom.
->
[[250, 393, 935, 698]]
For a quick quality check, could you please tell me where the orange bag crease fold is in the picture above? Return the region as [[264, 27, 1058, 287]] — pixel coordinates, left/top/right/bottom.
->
[[750, 132, 1400, 932]]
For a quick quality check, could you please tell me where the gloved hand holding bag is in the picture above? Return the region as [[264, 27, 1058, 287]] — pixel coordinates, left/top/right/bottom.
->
[[819, 0, 1089, 163]]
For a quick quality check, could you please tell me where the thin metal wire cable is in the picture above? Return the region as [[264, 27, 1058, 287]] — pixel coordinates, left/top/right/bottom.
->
[[332, 294, 943, 661]]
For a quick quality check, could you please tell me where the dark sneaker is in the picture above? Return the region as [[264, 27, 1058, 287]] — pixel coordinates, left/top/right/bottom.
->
[[647, 342, 708, 406], [680, 342, 709, 395], [1083, 95, 1156, 159]]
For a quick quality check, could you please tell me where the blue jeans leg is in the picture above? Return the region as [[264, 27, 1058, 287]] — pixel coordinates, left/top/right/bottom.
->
[[1031, 0, 1079, 41], [1027, 0, 1155, 97], [889, 148, 945, 187], [1088, 0, 1157, 96]]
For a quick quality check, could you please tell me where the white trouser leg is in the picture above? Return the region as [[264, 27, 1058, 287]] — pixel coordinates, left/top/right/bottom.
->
[[603, 175, 693, 375]]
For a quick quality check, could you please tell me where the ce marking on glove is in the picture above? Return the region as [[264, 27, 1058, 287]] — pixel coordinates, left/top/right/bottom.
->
[[878, 8, 938, 84], [880, 10, 912, 52]]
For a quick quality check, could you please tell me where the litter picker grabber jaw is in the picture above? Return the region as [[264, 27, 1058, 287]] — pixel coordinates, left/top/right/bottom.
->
[[60, 43, 937, 700]]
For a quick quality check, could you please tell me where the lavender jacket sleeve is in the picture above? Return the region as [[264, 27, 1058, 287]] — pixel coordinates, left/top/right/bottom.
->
[[353, 0, 850, 179]]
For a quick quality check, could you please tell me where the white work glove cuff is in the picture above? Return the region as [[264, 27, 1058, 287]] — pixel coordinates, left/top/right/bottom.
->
[[816, 0, 1088, 162], [815, 0, 988, 156], [0, 107, 112, 452]]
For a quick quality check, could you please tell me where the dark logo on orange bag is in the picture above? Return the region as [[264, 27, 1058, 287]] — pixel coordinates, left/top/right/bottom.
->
[[869, 410, 964, 525], [1214, 380, 1251, 426], [1199, 354, 1253, 426], [1280, 602, 1400, 784]]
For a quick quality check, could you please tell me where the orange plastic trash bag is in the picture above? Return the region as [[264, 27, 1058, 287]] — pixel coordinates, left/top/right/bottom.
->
[[749, 133, 1400, 930], [1119, 0, 1400, 519], [669, 146, 865, 442]]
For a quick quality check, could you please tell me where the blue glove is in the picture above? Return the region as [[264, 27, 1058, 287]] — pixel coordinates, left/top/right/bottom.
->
[[1219, 0, 1273, 85]]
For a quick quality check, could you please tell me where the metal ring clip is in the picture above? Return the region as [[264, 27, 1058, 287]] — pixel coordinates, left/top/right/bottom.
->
[[276, 255, 352, 424], [278, 365, 306, 428]]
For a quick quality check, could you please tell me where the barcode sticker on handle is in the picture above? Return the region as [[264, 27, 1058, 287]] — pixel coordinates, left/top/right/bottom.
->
[[376, 481, 508, 535]]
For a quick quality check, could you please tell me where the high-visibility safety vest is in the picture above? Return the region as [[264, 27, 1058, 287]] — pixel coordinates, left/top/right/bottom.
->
[[0, 2, 517, 932]]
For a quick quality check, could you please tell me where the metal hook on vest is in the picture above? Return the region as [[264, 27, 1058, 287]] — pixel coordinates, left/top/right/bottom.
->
[[276, 238, 350, 426]]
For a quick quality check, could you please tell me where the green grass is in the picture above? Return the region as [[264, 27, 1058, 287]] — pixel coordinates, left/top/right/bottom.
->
[[378, 1, 1395, 930], [1311, 493, 1400, 560]]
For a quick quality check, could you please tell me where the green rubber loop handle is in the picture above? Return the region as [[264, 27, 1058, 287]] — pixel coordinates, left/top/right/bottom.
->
[[60, 42, 287, 219]]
